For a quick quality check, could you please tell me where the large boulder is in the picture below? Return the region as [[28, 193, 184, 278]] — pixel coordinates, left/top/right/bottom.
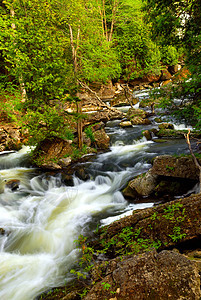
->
[[84, 250, 201, 300], [152, 155, 200, 180], [0, 126, 22, 151], [32, 137, 73, 169], [93, 129, 110, 150], [160, 69, 172, 81], [93, 194, 201, 257], [127, 108, 151, 125], [123, 170, 158, 198], [123, 155, 199, 199]]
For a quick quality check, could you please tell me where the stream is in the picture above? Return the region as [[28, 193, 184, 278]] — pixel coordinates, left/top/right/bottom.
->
[[0, 90, 191, 300]]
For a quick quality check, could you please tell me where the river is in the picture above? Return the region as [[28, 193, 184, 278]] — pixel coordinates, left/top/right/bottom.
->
[[0, 90, 191, 299]]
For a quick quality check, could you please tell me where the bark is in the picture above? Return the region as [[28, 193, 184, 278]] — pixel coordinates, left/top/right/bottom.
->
[[184, 129, 201, 192], [120, 83, 134, 108], [10, 6, 27, 102], [68, 23, 83, 149]]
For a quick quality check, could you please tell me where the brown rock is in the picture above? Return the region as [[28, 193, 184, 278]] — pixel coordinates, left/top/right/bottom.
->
[[85, 250, 200, 300], [142, 130, 152, 140], [158, 123, 174, 130], [123, 170, 158, 198], [93, 129, 110, 150], [119, 121, 132, 128], [161, 69, 172, 81], [32, 137, 73, 169], [152, 155, 200, 180]]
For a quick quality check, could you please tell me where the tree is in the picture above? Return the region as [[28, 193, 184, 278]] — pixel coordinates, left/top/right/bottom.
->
[[145, 0, 201, 129]]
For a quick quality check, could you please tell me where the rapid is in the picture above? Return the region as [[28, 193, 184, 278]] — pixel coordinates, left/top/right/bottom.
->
[[0, 90, 191, 299]]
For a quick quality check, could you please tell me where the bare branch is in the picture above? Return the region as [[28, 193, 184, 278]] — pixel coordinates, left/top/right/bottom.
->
[[184, 129, 201, 193]]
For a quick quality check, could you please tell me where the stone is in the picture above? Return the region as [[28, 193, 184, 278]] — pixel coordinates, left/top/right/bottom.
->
[[142, 130, 152, 140], [152, 155, 200, 180], [94, 194, 201, 257], [84, 250, 201, 300], [119, 121, 132, 128], [5, 179, 20, 191], [123, 170, 158, 197], [158, 123, 174, 130], [58, 157, 72, 168], [93, 129, 110, 149], [32, 137, 73, 169], [131, 117, 151, 125], [160, 69, 172, 81]]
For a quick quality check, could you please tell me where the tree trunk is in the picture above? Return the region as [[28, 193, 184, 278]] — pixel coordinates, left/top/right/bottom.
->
[[69, 23, 83, 149], [10, 6, 27, 102], [185, 129, 201, 193]]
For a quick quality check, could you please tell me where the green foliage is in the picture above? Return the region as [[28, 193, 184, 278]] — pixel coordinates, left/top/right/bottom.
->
[[84, 126, 95, 142], [22, 104, 71, 145], [169, 226, 186, 242], [145, 0, 201, 130], [161, 45, 179, 66]]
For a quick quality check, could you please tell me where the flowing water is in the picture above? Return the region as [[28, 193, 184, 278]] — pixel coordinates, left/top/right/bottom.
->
[[0, 91, 192, 299]]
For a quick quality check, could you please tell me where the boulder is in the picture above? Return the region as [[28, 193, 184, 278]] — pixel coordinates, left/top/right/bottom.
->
[[142, 130, 152, 140], [32, 137, 73, 169], [131, 117, 151, 125], [119, 121, 132, 128], [127, 108, 151, 125], [152, 155, 200, 180], [168, 64, 181, 75], [93, 129, 110, 150], [84, 250, 201, 300], [123, 170, 158, 198], [5, 179, 20, 191], [94, 194, 201, 257], [0, 126, 22, 151], [158, 123, 174, 130], [160, 69, 172, 81]]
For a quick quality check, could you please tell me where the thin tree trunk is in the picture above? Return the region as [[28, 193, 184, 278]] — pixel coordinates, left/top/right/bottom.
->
[[10, 6, 27, 102], [185, 129, 201, 193], [68, 23, 83, 149]]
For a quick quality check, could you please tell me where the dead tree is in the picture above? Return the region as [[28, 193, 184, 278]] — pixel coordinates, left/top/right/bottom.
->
[[184, 129, 201, 193]]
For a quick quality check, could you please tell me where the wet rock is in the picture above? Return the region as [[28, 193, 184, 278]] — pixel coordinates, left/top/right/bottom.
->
[[94, 194, 201, 257], [131, 117, 151, 125], [6, 179, 20, 191], [93, 129, 110, 150], [142, 130, 152, 140], [74, 168, 90, 181], [119, 121, 132, 128], [168, 64, 181, 75], [123, 170, 158, 198], [158, 123, 174, 130], [154, 117, 162, 123], [152, 155, 200, 180], [32, 137, 73, 169], [161, 69, 172, 81], [127, 108, 151, 125], [84, 250, 201, 300]]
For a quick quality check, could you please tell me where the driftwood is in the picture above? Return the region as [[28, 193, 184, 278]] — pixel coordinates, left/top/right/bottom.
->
[[78, 80, 120, 113]]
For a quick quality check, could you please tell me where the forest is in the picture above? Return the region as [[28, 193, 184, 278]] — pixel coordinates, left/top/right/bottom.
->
[[0, 1, 201, 300], [0, 0, 200, 147]]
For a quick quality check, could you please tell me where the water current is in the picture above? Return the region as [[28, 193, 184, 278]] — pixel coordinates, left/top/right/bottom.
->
[[0, 90, 191, 299]]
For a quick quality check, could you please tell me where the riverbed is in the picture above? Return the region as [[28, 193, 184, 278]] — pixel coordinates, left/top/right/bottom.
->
[[0, 90, 191, 300]]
